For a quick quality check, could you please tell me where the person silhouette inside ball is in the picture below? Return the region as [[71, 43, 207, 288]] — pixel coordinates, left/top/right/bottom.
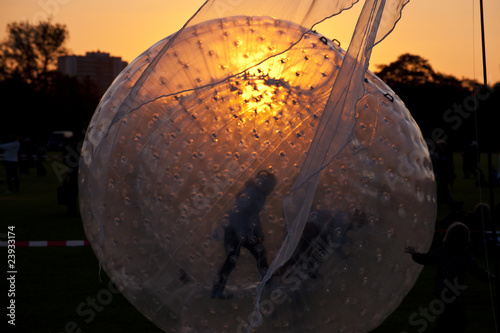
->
[[275, 209, 365, 280], [211, 170, 277, 299]]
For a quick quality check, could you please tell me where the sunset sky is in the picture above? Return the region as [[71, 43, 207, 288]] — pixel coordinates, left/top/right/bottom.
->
[[1, 0, 499, 83]]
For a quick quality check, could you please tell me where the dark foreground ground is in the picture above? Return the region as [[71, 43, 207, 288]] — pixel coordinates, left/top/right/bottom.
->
[[1, 153, 498, 333]]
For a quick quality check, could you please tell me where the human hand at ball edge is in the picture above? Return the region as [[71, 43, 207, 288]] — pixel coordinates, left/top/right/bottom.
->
[[404, 246, 416, 255]]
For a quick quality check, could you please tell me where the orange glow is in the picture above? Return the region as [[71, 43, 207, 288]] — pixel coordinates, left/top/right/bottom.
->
[[240, 80, 275, 110], [1, 0, 499, 83]]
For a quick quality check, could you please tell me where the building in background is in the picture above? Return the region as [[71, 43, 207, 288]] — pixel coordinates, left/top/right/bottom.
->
[[58, 51, 127, 96]]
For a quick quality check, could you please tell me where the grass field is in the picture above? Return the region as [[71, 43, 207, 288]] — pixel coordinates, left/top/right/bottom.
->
[[1, 154, 498, 333]]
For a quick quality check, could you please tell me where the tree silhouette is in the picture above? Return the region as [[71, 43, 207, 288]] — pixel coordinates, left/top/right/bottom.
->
[[0, 20, 68, 83], [375, 53, 477, 151], [376, 53, 436, 87], [0, 20, 100, 141]]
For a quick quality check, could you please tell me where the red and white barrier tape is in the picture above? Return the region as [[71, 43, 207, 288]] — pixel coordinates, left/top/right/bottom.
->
[[0, 240, 90, 247], [0, 154, 64, 162], [1, 232, 498, 248]]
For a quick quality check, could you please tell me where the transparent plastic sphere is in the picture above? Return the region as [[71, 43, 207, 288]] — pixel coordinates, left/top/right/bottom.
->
[[79, 16, 436, 333]]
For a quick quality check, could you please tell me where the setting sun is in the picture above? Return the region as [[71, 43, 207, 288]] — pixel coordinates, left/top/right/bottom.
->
[[1, 0, 499, 83]]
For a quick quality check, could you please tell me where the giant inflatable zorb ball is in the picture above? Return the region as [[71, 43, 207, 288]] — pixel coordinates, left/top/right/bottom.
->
[[79, 16, 436, 333]]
